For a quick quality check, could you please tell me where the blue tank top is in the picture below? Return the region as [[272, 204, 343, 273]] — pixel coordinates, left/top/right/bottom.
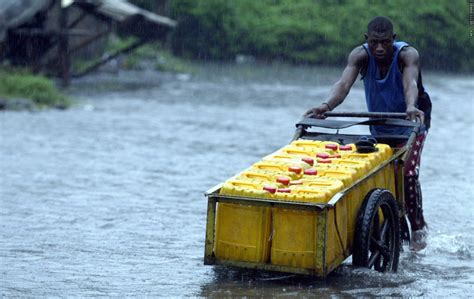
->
[[363, 41, 412, 136]]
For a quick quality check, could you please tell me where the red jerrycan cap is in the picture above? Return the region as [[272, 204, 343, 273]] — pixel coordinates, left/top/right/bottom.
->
[[325, 144, 338, 150], [330, 154, 341, 158], [277, 188, 291, 193], [316, 153, 330, 159], [339, 145, 352, 151], [288, 165, 303, 174], [276, 176, 290, 185], [263, 186, 277, 194], [304, 169, 318, 175], [301, 157, 314, 166]]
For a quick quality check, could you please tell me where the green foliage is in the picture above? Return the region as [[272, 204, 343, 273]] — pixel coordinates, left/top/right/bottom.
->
[[171, 0, 240, 59], [170, 0, 474, 71], [0, 68, 71, 108], [125, 41, 192, 73]]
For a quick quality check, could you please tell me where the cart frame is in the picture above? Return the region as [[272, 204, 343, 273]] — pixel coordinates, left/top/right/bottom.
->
[[204, 113, 422, 276]]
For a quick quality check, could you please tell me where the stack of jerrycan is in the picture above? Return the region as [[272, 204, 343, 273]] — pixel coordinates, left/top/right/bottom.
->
[[214, 140, 394, 268]]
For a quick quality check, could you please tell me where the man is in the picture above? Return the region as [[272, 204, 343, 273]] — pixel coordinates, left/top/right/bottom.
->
[[304, 16, 432, 248]]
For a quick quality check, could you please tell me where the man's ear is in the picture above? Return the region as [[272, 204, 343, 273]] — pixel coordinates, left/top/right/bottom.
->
[[364, 33, 368, 40], [392, 33, 397, 40]]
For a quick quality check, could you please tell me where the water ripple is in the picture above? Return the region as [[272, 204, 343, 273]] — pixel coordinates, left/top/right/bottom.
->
[[1, 64, 473, 297]]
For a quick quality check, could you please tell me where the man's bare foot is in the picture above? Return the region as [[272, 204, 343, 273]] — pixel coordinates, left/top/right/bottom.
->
[[410, 229, 428, 251]]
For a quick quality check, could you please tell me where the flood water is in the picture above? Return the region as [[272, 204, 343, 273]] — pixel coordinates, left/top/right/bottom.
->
[[1, 63, 473, 297]]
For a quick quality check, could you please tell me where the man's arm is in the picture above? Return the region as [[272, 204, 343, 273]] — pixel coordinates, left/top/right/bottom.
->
[[400, 47, 424, 123], [304, 46, 366, 118]]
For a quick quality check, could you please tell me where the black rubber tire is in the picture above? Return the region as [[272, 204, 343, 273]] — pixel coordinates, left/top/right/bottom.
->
[[353, 189, 400, 272]]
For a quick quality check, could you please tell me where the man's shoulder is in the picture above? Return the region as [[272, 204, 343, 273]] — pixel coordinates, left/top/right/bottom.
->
[[350, 45, 368, 57], [400, 45, 419, 55], [348, 45, 368, 66], [399, 46, 420, 64]]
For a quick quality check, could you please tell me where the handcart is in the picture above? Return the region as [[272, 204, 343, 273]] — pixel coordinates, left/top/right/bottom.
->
[[204, 112, 421, 277]]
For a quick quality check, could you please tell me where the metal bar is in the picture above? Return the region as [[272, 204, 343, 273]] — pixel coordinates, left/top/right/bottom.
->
[[324, 111, 407, 119], [333, 203, 348, 256], [207, 193, 328, 211], [396, 159, 406, 212], [396, 130, 419, 211], [315, 209, 328, 275], [296, 117, 419, 132], [204, 183, 223, 196], [72, 38, 146, 78], [203, 197, 217, 265], [291, 125, 304, 141], [401, 131, 417, 162]]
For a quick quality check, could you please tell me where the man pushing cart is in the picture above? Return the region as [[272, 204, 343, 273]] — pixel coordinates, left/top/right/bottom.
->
[[304, 16, 431, 249]]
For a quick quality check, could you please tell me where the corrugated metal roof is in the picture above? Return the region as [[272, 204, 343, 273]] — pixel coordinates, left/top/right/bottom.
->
[[0, 0, 176, 42], [98, 0, 176, 27], [74, 0, 176, 28]]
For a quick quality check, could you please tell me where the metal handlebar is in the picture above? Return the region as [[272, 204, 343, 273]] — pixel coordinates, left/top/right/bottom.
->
[[324, 112, 407, 119], [292, 112, 423, 141]]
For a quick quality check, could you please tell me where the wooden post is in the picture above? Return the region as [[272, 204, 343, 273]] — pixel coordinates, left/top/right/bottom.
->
[[58, 3, 70, 87]]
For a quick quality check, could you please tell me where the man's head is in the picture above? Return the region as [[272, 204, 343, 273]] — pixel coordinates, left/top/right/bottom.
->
[[365, 16, 396, 63]]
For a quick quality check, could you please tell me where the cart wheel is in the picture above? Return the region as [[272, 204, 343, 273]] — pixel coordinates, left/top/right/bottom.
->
[[353, 189, 400, 272]]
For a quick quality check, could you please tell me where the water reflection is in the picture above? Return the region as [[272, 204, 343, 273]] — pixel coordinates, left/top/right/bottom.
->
[[199, 262, 421, 297]]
